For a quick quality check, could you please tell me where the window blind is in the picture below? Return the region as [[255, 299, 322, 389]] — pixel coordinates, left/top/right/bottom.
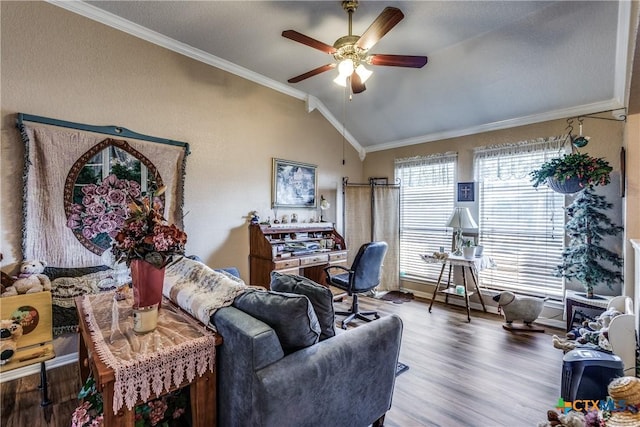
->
[[474, 137, 567, 298], [395, 153, 456, 283]]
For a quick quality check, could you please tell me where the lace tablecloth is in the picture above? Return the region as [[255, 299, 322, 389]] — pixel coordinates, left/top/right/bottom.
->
[[80, 291, 217, 414]]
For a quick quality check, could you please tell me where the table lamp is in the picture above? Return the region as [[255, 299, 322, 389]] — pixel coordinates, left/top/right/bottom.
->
[[446, 207, 478, 256], [319, 195, 330, 222]]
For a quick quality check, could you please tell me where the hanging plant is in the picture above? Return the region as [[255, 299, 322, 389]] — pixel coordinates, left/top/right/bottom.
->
[[529, 152, 612, 192]]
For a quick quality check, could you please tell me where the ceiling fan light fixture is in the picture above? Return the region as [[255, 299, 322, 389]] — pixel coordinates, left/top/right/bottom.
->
[[355, 64, 372, 83], [333, 58, 354, 86]]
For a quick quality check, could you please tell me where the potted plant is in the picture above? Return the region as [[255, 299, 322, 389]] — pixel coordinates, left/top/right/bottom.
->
[[529, 152, 612, 194], [111, 186, 188, 311], [555, 189, 623, 298], [461, 239, 476, 260]]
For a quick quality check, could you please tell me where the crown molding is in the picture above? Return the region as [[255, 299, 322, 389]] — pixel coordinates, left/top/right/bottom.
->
[[614, 0, 632, 107], [366, 99, 625, 153], [46, 0, 366, 160]]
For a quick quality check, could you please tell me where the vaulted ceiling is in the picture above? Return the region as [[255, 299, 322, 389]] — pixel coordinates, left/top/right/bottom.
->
[[56, 1, 638, 157]]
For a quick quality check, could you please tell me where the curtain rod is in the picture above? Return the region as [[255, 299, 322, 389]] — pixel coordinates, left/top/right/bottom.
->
[[17, 113, 190, 154], [343, 177, 400, 187]]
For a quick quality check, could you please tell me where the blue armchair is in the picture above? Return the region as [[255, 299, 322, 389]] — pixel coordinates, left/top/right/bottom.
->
[[211, 267, 403, 427]]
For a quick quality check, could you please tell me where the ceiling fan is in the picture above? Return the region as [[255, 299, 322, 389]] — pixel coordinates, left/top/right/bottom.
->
[[282, 0, 428, 94]]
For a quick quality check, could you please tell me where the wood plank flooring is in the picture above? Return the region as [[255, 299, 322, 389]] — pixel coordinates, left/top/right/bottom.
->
[[0, 296, 565, 427]]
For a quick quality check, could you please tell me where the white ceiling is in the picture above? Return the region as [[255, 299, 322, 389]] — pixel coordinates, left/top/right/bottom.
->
[[55, 1, 634, 156]]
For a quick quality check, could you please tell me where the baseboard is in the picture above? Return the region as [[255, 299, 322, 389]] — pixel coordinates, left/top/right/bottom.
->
[[409, 288, 501, 315], [407, 287, 565, 330], [0, 352, 78, 383]]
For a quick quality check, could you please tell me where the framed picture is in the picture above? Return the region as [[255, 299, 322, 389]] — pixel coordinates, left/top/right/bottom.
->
[[457, 182, 475, 202], [272, 158, 317, 208]]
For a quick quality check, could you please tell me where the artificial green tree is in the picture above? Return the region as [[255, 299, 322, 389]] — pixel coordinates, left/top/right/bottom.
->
[[556, 188, 623, 298]]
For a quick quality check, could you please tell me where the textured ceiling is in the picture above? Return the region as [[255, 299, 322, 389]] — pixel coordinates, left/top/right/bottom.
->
[[60, 1, 635, 155]]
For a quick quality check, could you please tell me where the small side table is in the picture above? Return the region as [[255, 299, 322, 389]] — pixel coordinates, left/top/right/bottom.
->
[[564, 290, 613, 332], [75, 293, 221, 427], [423, 254, 491, 322], [0, 291, 55, 406]]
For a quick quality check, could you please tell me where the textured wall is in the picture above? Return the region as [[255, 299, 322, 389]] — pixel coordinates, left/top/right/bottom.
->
[[0, 1, 363, 278]]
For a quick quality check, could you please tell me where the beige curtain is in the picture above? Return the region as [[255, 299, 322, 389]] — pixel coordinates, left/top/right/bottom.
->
[[344, 186, 371, 266], [373, 186, 399, 291], [344, 183, 399, 292]]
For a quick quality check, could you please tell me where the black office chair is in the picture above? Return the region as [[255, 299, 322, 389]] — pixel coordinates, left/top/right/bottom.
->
[[324, 241, 388, 329]]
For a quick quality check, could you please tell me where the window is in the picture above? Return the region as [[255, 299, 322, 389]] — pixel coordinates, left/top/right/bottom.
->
[[395, 153, 456, 282], [474, 137, 567, 298]]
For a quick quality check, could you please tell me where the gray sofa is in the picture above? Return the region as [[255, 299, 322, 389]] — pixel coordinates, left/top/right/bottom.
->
[[211, 270, 403, 427]]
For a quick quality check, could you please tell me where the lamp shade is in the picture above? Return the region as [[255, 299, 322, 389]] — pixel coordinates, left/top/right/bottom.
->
[[446, 207, 478, 229]]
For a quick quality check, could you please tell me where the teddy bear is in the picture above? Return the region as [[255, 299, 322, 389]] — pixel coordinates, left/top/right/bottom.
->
[[0, 319, 23, 365], [576, 307, 621, 351], [538, 409, 587, 427], [1, 260, 51, 297]]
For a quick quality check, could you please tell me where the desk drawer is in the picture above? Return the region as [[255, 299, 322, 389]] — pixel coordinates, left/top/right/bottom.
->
[[329, 251, 348, 262], [299, 254, 329, 266], [274, 258, 300, 270]]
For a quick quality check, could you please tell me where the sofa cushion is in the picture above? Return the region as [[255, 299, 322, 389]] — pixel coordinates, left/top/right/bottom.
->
[[270, 271, 336, 340], [233, 289, 320, 354]]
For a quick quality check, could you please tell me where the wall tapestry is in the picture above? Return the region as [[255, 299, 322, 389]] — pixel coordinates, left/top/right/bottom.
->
[[18, 114, 189, 268]]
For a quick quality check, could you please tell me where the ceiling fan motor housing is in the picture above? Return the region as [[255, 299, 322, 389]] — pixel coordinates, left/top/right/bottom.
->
[[333, 35, 366, 65]]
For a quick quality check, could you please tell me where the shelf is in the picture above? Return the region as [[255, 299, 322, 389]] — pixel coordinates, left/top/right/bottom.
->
[[439, 287, 474, 297]]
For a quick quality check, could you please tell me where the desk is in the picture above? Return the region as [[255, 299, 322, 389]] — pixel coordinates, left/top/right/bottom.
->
[[423, 254, 493, 322], [75, 292, 221, 427], [564, 290, 613, 332]]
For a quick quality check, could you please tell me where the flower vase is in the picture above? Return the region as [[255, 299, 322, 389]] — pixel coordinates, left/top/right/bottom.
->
[[130, 259, 165, 310]]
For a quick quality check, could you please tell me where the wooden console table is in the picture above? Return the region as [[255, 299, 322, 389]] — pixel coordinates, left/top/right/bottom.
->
[[75, 292, 221, 427], [423, 254, 492, 322]]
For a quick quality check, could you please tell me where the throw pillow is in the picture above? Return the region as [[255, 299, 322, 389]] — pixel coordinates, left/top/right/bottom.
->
[[270, 271, 336, 340], [233, 289, 321, 354]]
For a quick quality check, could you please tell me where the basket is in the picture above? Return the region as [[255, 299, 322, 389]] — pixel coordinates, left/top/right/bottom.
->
[[546, 177, 586, 194]]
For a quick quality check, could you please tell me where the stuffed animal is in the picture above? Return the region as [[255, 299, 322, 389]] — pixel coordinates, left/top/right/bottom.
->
[[552, 334, 580, 351], [576, 308, 622, 351], [1, 260, 51, 297], [0, 319, 23, 365], [493, 291, 545, 325], [538, 409, 588, 427]]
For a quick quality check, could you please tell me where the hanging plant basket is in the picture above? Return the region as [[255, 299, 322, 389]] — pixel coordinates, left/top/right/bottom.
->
[[546, 176, 586, 194], [530, 152, 612, 191]]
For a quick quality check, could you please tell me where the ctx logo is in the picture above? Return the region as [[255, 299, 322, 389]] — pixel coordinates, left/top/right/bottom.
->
[[555, 397, 627, 414]]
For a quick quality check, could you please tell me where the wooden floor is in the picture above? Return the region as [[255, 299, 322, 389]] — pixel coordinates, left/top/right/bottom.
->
[[0, 296, 564, 427]]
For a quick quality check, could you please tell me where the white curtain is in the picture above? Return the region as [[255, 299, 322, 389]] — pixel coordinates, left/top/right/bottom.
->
[[473, 136, 569, 182], [344, 183, 400, 292]]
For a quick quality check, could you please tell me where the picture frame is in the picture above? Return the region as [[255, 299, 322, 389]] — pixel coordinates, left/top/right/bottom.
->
[[272, 158, 317, 208], [457, 182, 475, 202]]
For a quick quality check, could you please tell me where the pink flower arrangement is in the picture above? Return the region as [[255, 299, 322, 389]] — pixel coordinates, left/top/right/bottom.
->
[[111, 187, 187, 268]]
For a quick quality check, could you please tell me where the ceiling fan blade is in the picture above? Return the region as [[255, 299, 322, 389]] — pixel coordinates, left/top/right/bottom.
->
[[350, 71, 366, 94], [287, 63, 337, 83], [282, 30, 337, 54], [355, 7, 404, 51], [369, 54, 428, 68]]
